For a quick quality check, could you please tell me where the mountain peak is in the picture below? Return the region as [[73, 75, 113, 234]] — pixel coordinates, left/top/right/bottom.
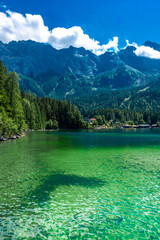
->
[[143, 40, 160, 51], [125, 46, 137, 52], [68, 45, 92, 55]]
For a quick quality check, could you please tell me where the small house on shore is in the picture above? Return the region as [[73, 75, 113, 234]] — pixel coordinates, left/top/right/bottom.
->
[[122, 124, 133, 128], [151, 124, 159, 128], [138, 124, 150, 128], [90, 118, 96, 123]]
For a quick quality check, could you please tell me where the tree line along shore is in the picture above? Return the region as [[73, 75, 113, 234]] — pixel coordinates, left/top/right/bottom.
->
[[0, 60, 87, 140], [0, 60, 160, 141]]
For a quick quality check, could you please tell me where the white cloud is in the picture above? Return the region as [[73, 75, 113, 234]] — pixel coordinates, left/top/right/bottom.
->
[[48, 26, 101, 51], [49, 27, 119, 55], [134, 46, 160, 59], [0, 10, 119, 55], [1, 10, 159, 59], [125, 40, 160, 59], [95, 37, 119, 55], [125, 40, 138, 48], [0, 10, 50, 43]]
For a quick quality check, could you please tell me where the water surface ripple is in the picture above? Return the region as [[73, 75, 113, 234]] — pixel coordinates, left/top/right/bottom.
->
[[0, 129, 160, 239]]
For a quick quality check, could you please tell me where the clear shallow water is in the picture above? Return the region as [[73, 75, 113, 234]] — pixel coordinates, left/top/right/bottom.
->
[[0, 129, 160, 239]]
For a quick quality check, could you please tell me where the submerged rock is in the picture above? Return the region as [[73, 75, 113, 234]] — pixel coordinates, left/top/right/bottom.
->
[[0, 136, 4, 141], [0, 136, 7, 141], [11, 136, 16, 140], [16, 135, 21, 138], [106, 215, 123, 223], [0, 133, 23, 142]]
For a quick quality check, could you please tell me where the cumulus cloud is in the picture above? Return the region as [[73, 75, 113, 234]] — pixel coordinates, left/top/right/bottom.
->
[[125, 40, 160, 59], [49, 27, 119, 55], [134, 46, 160, 59], [2, 10, 159, 59], [48, 26, 101, 52], [0, 10, 119, 55], [95, 37, 119, 55], [0, 10, 50, 43], [125, 40, 138, 48]]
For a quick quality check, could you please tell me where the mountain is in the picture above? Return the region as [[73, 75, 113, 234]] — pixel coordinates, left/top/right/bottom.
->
[[0, 40, 160, 101], [0, 40, 100, 77], [143, 40, 160, 51], [118, 44, 160, 75], [0, 40, 101, 97]]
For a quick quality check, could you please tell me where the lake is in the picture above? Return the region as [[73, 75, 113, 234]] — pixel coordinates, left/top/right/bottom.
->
[[0, 129, 160, 239]]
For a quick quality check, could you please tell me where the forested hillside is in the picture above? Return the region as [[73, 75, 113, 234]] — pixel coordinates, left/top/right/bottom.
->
[[0, 61, 86, 138], [73, 76, 160, 113]]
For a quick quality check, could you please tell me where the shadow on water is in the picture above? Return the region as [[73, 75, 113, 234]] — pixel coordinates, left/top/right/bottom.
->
[[0, 174, 105, 220], [26, 173, 105, 204]]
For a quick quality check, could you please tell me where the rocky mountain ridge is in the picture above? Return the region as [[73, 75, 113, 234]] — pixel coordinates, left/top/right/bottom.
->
[[0, 40, 160, 99]]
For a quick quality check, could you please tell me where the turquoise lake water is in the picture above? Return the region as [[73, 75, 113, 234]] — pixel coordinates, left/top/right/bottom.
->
[[0, 129, 160, 239]]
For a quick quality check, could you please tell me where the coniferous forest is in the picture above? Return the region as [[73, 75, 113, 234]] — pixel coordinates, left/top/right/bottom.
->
[[0, 61, 86, 138]]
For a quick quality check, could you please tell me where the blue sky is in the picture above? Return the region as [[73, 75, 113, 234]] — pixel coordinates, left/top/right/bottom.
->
[[0, 0, 160, 55]]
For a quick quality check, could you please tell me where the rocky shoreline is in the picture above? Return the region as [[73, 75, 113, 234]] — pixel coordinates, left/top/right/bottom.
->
[[0, 132, 25, 142]]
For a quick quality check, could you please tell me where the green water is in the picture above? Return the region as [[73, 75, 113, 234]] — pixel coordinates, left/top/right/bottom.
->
[[0, 129, 160, 239]]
